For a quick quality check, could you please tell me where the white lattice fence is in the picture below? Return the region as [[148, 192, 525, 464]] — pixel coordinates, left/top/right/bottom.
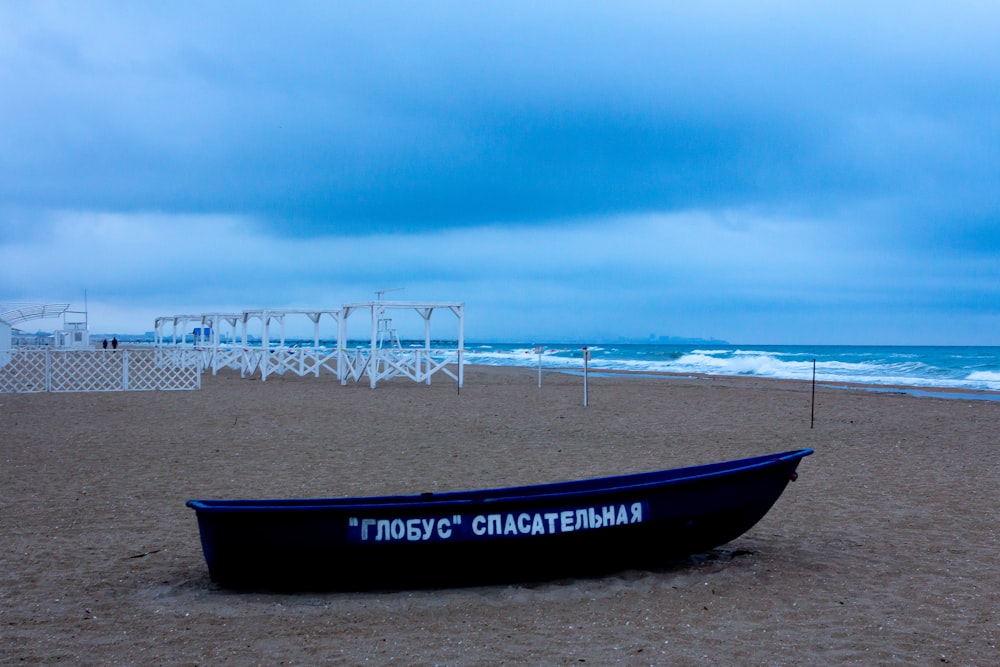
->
[[124, 349, 201, 390], [0, 350, 49, 393], [0, 349, 201, 393], [49, 350, 126, 391]]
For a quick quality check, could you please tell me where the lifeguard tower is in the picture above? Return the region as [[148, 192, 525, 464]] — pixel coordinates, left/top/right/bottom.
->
[[54, 306, 90, 349]]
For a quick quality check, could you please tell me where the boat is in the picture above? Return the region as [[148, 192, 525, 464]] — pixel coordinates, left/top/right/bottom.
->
[[187, 448, 812, 589]]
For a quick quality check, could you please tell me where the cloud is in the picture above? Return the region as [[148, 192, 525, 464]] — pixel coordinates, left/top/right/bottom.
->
[[9, 205, 994, 343], [2, 2, 997, 233]]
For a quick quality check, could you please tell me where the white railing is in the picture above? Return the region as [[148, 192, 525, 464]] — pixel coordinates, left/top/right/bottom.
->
[[337, 347, 461, 386], [201, 344, 343, 381], [0, 349, 201, 393], [257, 346, 340, 381]]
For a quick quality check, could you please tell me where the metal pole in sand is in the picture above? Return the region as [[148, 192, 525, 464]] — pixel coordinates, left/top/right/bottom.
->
[[811, 358, 816, 429], [535, 346, 543, 388], [582, 346, 590, 407]]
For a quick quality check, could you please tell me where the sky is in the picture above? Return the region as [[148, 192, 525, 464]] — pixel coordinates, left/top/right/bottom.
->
[[2, 1, 999, 345]]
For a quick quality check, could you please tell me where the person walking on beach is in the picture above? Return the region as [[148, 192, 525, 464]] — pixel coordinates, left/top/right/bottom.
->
[[111, 337, 118, 350], [102, 338, 108, 350]]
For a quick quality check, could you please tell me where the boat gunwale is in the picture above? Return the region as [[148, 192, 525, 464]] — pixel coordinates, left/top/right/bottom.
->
[[186, 448, 812, 513]]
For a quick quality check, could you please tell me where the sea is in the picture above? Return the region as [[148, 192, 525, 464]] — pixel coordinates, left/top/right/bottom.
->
[[139, 333, 1000, 394], [459, 344, 1000, 393]]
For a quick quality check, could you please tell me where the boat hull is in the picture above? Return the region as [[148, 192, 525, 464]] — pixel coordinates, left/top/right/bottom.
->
[[187, 448, 812, 589]]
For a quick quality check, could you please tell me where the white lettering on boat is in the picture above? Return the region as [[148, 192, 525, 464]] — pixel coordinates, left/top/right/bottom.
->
[[348, 502, 647, 544]]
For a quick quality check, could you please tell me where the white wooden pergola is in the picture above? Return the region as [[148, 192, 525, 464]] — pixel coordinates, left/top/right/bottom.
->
[[238, 309, 341, 380], [154, 314, 205, 347], [153, 313, 242, 348], [152, 299, 464, 388], [339, 300, 464, 389]]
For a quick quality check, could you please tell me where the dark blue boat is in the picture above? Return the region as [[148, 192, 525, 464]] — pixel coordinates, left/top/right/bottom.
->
[[187, 448, 812, 589]]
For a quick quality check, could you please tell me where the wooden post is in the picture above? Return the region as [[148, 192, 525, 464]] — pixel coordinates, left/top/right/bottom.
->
[[811, 358, 816, 429]]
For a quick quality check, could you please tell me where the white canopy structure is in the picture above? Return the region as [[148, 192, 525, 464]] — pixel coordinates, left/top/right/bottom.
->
[[1, 303, 71, 324], [0, 302, 89, 350]]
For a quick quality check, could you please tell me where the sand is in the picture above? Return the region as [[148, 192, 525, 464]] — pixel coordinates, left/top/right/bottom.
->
[[2, 365, 998, 665]]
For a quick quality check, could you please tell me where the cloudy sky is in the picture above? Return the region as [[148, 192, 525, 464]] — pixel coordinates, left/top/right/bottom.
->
[[2, 1, 998, 344]]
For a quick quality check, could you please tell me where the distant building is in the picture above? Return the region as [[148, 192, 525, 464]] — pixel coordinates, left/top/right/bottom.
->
[[0, 319, 9, 363]]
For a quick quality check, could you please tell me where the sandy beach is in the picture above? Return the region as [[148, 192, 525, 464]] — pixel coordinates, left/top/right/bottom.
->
[[2, 364, 998, 665]]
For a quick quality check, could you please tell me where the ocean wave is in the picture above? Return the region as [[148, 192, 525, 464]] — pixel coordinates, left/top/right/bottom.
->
[[965, 371, 1000, 390]]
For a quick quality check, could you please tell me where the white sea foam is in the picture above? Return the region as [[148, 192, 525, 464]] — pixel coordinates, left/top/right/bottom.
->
[[965, 371, 1000, 390]]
